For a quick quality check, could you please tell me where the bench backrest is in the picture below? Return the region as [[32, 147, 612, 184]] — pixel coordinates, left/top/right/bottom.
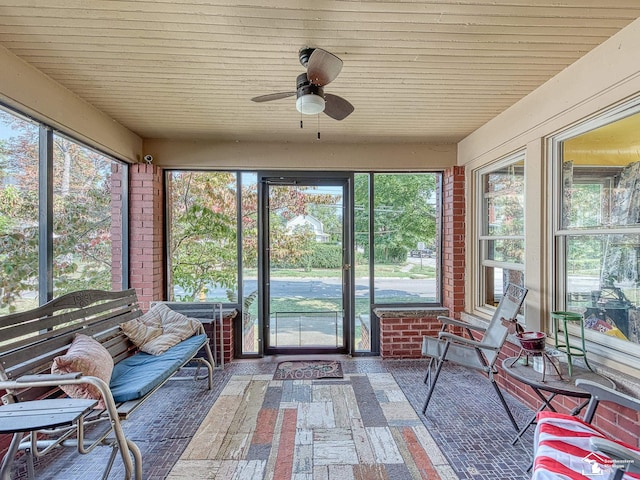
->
[[150, 301, 223, 321], [0, 289, 141, 404]]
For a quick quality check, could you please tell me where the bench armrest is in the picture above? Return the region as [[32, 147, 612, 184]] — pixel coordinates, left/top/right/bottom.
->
[[1, 373, 110, 395], [575, 379, 640, 424], [1, 373, 113, 407], [16, 372, 82, 383], [437, 332, 499, 351], [589, 437, 640, 474], [437, 316, 487, 333]]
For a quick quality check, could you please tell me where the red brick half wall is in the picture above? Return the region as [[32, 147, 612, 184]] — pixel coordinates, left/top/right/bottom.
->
[[375, 307, 449, 359]]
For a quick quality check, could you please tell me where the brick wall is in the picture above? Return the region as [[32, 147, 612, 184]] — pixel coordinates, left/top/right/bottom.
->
[[378, 309, 448, 359], [129, 163, 164, 310], [495, 339, 639, 448], [201, 314, 235, 365], [221, 316, 234, 364]]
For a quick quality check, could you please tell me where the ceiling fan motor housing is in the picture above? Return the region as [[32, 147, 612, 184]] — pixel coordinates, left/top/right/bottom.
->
[[298, 47, 315, 67], [296, 73, 324, 97], [295, 72, 325, 114]]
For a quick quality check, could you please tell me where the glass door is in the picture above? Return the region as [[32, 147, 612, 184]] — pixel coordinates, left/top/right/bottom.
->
[[259, 174, 351, 354]]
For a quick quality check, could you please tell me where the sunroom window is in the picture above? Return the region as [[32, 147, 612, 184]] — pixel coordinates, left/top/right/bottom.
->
[[553, 102, 640, 355], [0, 105, 127, 314], [52, 133, 123, 296], [477, 153, 525, 307], [166, 170, 442, 357], [0, 108, 39, 313]]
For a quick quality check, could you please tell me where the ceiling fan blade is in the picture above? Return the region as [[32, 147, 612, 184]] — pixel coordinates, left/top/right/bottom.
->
[[324, 94, 354, 121], [251, 92, 296, 103], [307, 48, 343, 86]]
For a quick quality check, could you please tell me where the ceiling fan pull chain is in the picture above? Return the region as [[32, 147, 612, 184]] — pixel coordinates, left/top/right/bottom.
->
[[317, 114, 320, 140]]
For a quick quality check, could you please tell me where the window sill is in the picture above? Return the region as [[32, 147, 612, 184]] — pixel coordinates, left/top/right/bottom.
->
[[373, 307, 448, 319]]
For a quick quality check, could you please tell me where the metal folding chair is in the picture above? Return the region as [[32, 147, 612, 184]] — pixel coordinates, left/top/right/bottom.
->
[[421, 284, 528, 432]]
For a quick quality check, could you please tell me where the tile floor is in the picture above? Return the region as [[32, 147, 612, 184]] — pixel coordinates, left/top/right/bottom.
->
[[5, 357, 536, 479], [167, 372, 458, 479]]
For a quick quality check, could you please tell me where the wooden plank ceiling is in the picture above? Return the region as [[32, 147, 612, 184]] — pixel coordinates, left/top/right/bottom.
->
[[0, 1, 638, 144]]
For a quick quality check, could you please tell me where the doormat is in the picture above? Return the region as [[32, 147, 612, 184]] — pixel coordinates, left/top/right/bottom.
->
[[273, 359, 343, 380]]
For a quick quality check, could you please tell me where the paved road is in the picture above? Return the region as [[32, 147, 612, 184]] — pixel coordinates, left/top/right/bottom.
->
[[199, 276, 438, 302]]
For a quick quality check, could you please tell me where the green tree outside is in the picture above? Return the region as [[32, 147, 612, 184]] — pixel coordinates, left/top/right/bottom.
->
[[354, 173, 437, 263], [0, 113, 116, 312]]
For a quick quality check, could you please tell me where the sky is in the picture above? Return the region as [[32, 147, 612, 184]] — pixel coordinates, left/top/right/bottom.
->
[[0, 120, 14, 140]]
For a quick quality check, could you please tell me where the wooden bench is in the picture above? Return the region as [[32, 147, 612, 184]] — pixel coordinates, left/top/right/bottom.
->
[[532, 380, 640, 480], [0, 289, 215, 480]]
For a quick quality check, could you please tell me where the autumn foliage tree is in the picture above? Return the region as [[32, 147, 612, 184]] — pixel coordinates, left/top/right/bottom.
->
[[167, 174, 339, 301], [0, 112, 115, 312], [168, 172, 239, 301]]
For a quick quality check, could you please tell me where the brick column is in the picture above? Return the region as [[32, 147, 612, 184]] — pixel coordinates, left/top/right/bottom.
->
[[221, 316, 234, 364], [442, 166, 465, 318], [201, 312, 235, 365], [129, 163, 164, 310], [110, 163, 125, 291]]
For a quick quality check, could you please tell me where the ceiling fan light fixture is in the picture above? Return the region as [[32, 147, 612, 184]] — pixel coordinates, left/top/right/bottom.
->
[[296, 93, 325, 115]]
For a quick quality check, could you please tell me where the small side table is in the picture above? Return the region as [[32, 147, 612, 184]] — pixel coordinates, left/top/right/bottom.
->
[[502, 357, 614, 445], [0, 398, 97, 480], [551, 311, 592, 376]]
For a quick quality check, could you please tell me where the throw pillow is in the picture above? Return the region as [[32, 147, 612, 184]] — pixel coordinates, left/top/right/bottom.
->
[[120, 318, 163, 348], [51, 334, 114, 409], [139, 332, 184, 355], [125, 303, 201, 355], [137, 304, 163, 327], [157, 306, 201, 340]]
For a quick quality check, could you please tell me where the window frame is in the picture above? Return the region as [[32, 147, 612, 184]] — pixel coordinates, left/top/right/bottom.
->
[[164, 169, 444, 358], [368, 171, 443, 308], [164, 169, 241, 305], [0, 102, 129, 310], [475, 151, 526, 315], [550, 96, 640, 367]]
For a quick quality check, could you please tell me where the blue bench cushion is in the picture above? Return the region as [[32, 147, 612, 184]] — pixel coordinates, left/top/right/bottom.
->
[[109, 334, 207, 403]]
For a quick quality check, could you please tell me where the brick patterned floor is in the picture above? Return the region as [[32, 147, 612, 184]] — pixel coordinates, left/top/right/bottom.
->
[[6, 357, 535, 479]]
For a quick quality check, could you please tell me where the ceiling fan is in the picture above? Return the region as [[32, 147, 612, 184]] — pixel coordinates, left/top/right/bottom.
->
[[251, 47, 354, 121]]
